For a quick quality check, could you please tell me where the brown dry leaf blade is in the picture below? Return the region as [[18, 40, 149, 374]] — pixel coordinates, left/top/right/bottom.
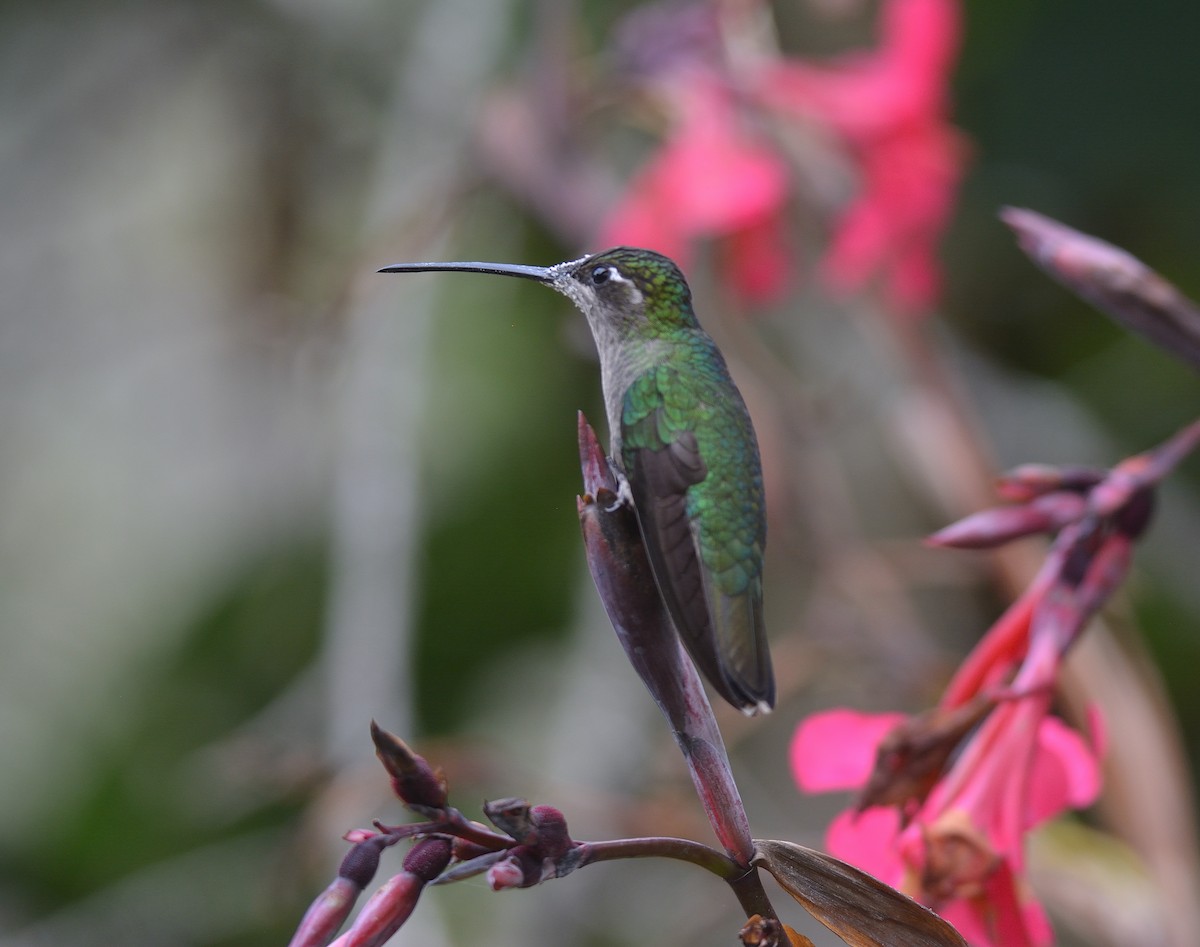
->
[[754, 839, 966, 947]]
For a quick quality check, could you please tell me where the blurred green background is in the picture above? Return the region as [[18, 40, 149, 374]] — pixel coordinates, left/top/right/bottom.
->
[[1, 1, 1198, 945]]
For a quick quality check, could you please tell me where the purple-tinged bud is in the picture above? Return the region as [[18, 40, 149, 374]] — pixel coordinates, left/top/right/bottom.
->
[[1076, 536, 1134, 614], [343, 829, 378, 845], [327, 873, 423, 947], [327, 840, 451, 947], [1059, 522, 1105, 588], [927, 492, 1088, 549], [577, 411, 616, 498], [401, 837, 452, 883], [1086, 467, 1140, 519], [483, 797, 537, 844], [1002, 206, 1200, 372], [995, 464, 1104, 502], [338, 837, 390, 890], [1113, 487, 1156, 539], [369, 721, 448, 810], [287, 877, 362, 947], [1142, 417, 1200, 481], [529, 805, 572, 860]]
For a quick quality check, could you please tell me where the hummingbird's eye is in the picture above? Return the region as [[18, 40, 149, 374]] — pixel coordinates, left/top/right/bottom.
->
[[590, 265, 613, 285]]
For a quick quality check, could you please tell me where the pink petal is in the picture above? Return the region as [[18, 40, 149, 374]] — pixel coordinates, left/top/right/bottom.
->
[[599, 162, 691, 263], [663, 79, 789, 233], [600, 70, 792, 300], [821, 196, 892, 291], [941, 582, 1038, 709], [879, 0, 962, 98], [938, 861, 1053, 947], [817, 123, 965, 316], [1023, 714, 1102, 830], [885, 246, 942, 317], [757, 0, 960, 140], [721, 215, 794, 305], [937, 900, 997, 947], [791, 709, 908, 793], [826, 805, 906, 885]]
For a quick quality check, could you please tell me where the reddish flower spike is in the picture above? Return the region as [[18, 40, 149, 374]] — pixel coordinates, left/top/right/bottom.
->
[[600, 69, 794, 305]]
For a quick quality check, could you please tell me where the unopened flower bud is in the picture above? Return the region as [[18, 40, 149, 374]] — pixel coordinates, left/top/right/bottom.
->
[[338, 836, 390, 890], [327, 839, 452, 947], [287, 877, 362, 947], [1113, 486, 1156, 539], [369, 721, 448, 810], [530, 805, 572, 859], [329, 873, 423, 947], [486, 857, 528, 891], [995, 464, 1103, 501], [402, 836, 452, 883], [927, 492, 1087, 549], [1002, 206, 1200, 372]]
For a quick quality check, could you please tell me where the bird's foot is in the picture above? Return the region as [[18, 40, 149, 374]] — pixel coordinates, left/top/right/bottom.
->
[[605, 471, 635, 514]]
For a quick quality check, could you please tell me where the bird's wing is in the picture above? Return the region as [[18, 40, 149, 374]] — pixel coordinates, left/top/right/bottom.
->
[[621, 368, 772, 713]]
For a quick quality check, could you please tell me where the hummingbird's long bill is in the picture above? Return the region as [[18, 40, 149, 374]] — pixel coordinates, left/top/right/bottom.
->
[[378, 261, 555, 283]]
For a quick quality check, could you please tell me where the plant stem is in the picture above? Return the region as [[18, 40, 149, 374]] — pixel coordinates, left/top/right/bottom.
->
[[377, 809, 515, 852], [576, 837, 777, 919], [580, 836, 739, 876]]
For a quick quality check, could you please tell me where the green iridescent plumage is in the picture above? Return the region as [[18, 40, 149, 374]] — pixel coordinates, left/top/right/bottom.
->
[[611, 259, 771, 713], [621, 350, 765, 597]]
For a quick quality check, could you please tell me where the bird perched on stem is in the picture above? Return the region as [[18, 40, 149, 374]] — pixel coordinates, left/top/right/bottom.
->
[[381, 247, 773, 715]]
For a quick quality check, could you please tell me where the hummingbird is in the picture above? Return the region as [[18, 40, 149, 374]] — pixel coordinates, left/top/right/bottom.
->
[[380, 247, 774, 715]]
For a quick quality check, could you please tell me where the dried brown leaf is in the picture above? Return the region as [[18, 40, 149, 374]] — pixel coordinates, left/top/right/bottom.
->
[[753, 839, 966, 947]]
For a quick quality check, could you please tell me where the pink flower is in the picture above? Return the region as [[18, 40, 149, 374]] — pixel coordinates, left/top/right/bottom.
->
[[791, 553, 1110, 947], [757, 0, 967, 317], [793, 698, 1101, 947], [602, 0, 967, 315], [786, 258, 1197, 947], [599, 69, 794, 305]]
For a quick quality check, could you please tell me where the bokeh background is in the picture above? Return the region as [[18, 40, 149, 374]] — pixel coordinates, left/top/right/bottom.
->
[[1, 1, 1198, 945]]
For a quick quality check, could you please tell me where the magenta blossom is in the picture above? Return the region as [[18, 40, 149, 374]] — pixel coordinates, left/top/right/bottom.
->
[[791, 549, 1110, 944], [603, 0, 967, 315], [792, 694, 1102, 946], [599, 67, 794, 305], [757, 0, 967, 316], [787, 422, 1200, 946]]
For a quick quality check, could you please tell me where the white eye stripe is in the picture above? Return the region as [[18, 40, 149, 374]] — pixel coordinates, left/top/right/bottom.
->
[[593, 265, 634, 287]]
